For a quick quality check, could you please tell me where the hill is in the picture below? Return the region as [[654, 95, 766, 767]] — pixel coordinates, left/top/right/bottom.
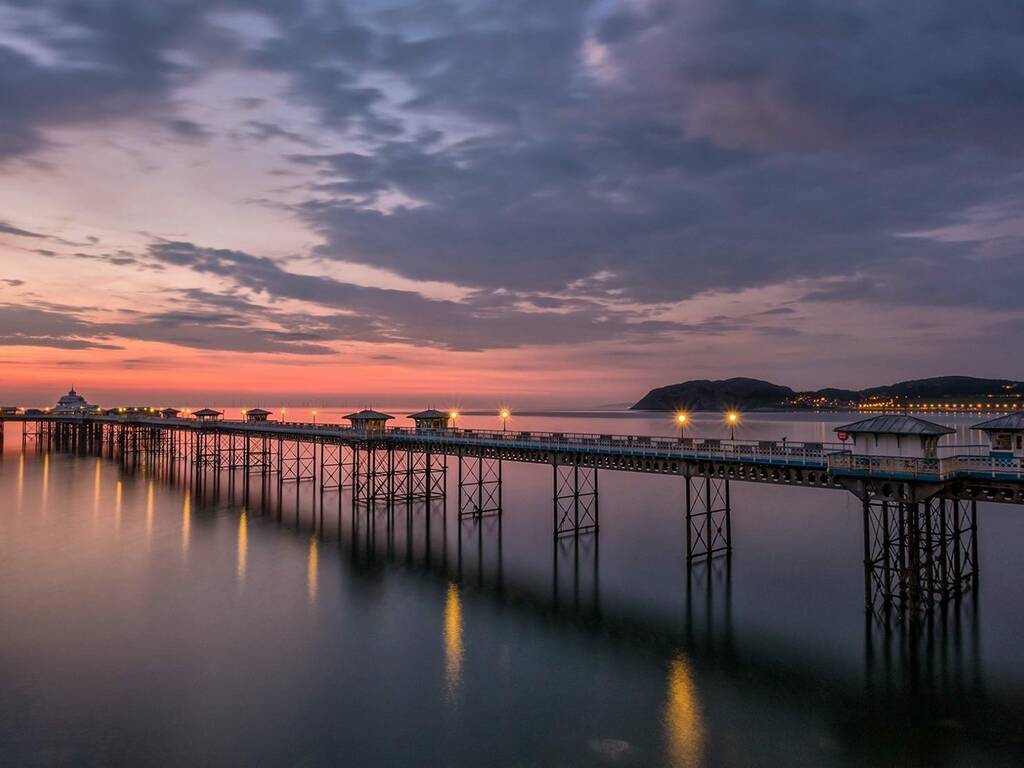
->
[[630, 378, 794, 411], [631, 376, 1024, 411]]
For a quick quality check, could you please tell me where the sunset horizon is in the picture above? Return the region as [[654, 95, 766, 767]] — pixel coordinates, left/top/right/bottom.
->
[[3, 2, 1024, 766]]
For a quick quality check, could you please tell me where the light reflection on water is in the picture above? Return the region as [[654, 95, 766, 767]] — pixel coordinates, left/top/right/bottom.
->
[[444, 581, 464, 705], [307, 534, 318, 604], [664, 655, 704, 768], [0, 413, 1022, 767], [237, 509, 247, 586], [181, 493, 190, 559]]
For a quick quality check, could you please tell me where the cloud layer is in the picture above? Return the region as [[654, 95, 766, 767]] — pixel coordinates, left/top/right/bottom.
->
[[1, 0, 1023, 393]]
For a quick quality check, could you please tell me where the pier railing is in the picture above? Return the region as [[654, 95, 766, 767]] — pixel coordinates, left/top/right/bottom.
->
[[828, 452, 1024, 481], [8, 413, 1024, 481]]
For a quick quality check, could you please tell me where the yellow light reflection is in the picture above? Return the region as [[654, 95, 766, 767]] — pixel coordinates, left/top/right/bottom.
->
[[115, 480, 123, 532], [182, 494, 191, 558], [444, 582, 464, 704], [237, 510, 248, 587], [307, 535, 318, 604], [663, 656, 705, 768], [17, 452, 24, 512], [92, 458, 101, 523], [42, 452, 49, 508], [146, 480, 154, 538]]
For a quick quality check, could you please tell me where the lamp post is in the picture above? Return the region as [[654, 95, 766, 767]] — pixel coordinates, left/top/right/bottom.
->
[[500, 409, 510, 432], [675, 412, 688, 441], [727, 411, 739, 441], [449, 410, 459, 429], [312, 409, 317, 425]]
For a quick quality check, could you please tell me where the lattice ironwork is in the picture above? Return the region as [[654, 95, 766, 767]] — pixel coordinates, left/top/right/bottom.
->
[[686, 473, 731, 561], [244, 434, 274, 475], [278, 439, 315, 483], [460, 453, 502, 518], [352, 445, 393, 506], [195, 430, 222, 470], [553, 458, 598, 536], [864, 497, 977, 613], [425, 451, 447, 501], [317, 442, 352, 491]]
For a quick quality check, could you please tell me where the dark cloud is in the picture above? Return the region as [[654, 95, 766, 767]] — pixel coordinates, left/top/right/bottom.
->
[[0, 304, 121, 350], [145, 240, 694, 351], [235, 120, 318, 147], [165, 118, 212, 142], [1, 0, 1022, 357], [0, 220, 45, 238], [2, 279, 25, 287]]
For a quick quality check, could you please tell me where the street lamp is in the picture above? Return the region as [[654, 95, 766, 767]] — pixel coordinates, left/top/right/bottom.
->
[[500, 409, 510, 432], [726, 411, 739, 440], [312, 409, 317, 425], [449, 410, 459, 429], [675, 412, 688, 441]]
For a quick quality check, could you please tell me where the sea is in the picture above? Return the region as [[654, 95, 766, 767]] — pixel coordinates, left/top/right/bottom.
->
[[1, 409, 1022, 767]]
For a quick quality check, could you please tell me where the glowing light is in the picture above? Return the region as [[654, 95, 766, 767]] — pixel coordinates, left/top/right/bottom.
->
[[42, 452, 49, 508], [449, 410, 459, 420], [146, 480, 154, 538], [500, 409, 510, 420], [676, 413, 688, 425], [182, 494, 191, 558], [115, 480, 123, 532], [727, 412, 738, 423], [307, 535, 319, 604], [444, 582, 464, 704], [92, 458, 102, 523], [237, 510, 248, 587], [17, 452, 24, 512], [663, 656, 705, 767]]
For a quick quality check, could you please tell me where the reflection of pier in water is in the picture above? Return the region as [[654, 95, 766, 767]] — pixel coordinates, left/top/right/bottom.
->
[[4, 443, 1021, 764]]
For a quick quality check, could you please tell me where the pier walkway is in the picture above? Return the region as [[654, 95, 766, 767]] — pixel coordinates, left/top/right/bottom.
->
[[3, 411, 1023, 612]]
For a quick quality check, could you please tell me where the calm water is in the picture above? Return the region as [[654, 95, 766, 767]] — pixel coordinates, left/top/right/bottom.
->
[[1, 411, 1023, 767]]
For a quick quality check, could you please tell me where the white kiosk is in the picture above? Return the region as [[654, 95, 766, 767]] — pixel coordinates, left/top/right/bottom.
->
[[834, 415, 953, 459], [972, 413, 1024, 458]]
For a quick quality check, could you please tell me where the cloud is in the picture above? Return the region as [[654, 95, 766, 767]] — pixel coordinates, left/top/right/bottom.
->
[[0, 0, 1022, 371], [144, 240, 698, 351], [0, 220, 45, 238]]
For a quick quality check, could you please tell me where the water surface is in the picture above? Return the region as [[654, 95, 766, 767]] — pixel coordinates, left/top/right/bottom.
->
[[1, 411, 1022, 766]]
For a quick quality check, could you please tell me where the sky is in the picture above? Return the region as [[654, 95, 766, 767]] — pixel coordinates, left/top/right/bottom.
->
[[1, 0, 1023, 407]]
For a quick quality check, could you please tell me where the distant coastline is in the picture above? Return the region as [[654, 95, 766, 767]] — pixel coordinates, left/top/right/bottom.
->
[[631, 376, 1024, 413]]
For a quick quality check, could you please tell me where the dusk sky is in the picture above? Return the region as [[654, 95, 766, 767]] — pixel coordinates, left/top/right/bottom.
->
[[1, 1, 1023, 406]]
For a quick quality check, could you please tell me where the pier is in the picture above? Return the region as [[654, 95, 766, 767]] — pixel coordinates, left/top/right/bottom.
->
[[4, 408, 1023, 614]]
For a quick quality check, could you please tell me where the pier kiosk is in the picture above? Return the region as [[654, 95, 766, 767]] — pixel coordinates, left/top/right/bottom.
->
[[193, 408, 223, 423], [972, 413, 1024, 458], [344, 409, 393, 434], [834, 415, 953, 459], [160, 407, 180, 419], [244, 408, 272, 423], [408, 409, 448, 431]]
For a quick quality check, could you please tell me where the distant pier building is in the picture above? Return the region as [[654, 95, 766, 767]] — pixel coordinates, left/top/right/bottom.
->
[[408, 409, 449, 431], [193, 408, 223, 422], [344, 409, 393, 434], [160, 407, 181, 419], [834, 415, 954, 459], [973, 413, 1024, 458], [54, 387, 99, 415], [244, 408, 272, 423]]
